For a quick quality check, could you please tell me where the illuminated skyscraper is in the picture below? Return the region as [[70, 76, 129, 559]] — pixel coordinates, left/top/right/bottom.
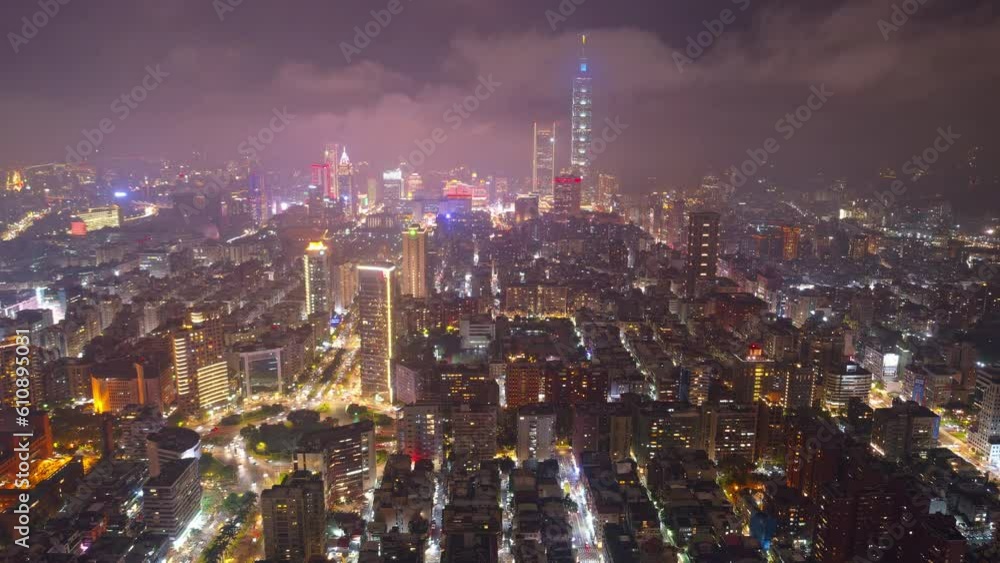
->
[[382, 168, 403, 212], [971, 367, 1000, 467], [261, 472, 326, 562], [303, 241, 332, 316], [337, 148, 355, 216], [781, 225, 801, 261], [171, 309, 228, 412], [552, 175, 582, 216], [405, 172, 423, 200], [571, 35, 593, 204], [323, 143, 342, 200], [333, 261, 358, 314], [142, 458, 202, 539], [248, 163, 268, 227], [596, 172, 619, 211], [401, 225, 428, 298], [516, 404, 557, 462], [532, 122, 555, 196], [295, 420, 376, 506], [731, 343, 778, 404], [358, 264, 396, 401], [311, 163, 330, 205], [685, 211, 720, 298], [398, 403, 443, 466], [822, 362, 873, 413]]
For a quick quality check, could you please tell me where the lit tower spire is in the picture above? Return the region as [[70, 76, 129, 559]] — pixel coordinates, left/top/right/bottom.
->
[[336, 146, 355, 216], [571, 34, 594, 206]]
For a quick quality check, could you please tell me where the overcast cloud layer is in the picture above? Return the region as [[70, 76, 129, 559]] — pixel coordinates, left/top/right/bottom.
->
[[0, 0, 997, 188]]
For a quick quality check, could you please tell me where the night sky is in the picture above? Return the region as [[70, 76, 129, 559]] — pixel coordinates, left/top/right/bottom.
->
[[1, 0, 997, 188]]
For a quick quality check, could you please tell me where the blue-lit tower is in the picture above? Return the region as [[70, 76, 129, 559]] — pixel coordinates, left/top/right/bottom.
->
[[570, 34, 593, 205]]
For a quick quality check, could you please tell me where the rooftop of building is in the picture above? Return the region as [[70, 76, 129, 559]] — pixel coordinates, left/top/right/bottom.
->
[[146, 427, 200, 452], [145, 458, 196, 488]]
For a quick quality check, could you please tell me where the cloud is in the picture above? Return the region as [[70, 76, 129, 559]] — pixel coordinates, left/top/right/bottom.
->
[[275, 61, 414, 99], [0, 0, 997, 186]]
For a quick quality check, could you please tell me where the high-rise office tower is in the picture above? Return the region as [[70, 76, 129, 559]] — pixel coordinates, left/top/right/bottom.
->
[[702, 403, 757, 462], [382, 168, 403, 213], [405, 172, 423, 200], [596, 172, 619, 211], [311, 163, 331, 204], [812, 483, 854, 563], [731, 343, 779, 404], [323, 143, 342, 200], [337, 148, 355, 216], [572, 402, 633, 463], [397, 402, 443, 466], [295, 420, 377, 506], [261, 471, 326, 562], [171, 309, 228, 412], [504, 360, 546, 409], [754, 396, 787, 463], [248, 163, 268, 227], [532, 122, 555, 196], [333, 260, 358, 314], [822, 362, 872, 413], [552, 175, 582, 216], [781, 225, 801, 261], [358, 264, 396, 401], [684, 211, 721, 298], [142, 458, 202, 538], [784, 366, 817, 410], [870, 400, 940, 461], [516, 404, 557, 462], [89, 359, 148, 415], [971, 367, 1000, 466], [451, 404, 498, 467], [304, 241, 332, 316], [401, 225, 428, 298], [571, 34, 593, 204], [628, 402, 698, 465]]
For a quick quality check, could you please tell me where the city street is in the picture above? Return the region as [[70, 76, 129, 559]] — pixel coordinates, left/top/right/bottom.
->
[[557, 452, 601, 563], [167, 314, 366, 562]]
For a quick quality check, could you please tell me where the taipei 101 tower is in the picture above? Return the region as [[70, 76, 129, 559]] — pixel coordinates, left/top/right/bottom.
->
[[570, 34, 594, 206]]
